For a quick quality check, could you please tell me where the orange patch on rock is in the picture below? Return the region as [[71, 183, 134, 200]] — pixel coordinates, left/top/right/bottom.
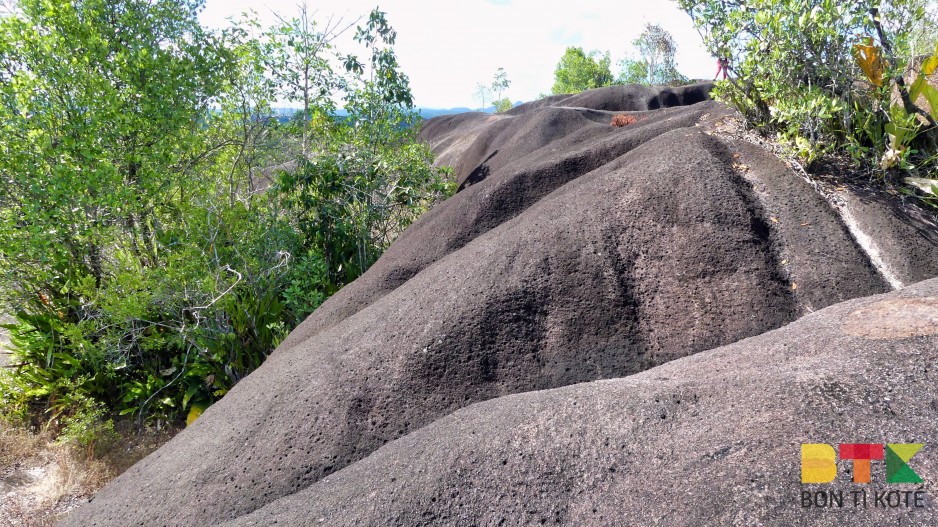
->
[[842, 297, 938, 339]]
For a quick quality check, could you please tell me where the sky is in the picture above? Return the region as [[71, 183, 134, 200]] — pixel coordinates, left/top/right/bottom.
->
[[200, 0, 716, 109]]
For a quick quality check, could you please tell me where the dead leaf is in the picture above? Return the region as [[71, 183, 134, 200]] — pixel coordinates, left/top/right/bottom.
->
[[853, 37, 884, 87], [924, 54, 938, 76]]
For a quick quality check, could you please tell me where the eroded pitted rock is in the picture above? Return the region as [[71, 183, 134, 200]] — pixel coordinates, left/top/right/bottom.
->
[[223, 279, 938, 527]]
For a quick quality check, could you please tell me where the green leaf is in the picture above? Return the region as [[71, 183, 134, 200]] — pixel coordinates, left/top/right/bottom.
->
[[910, 75, 926, 102], [182, 384, 200, 409], [51, 352, 81, 369], [921, 84, 938, 121]]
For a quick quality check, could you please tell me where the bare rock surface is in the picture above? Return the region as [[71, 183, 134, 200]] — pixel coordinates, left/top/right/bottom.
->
[[61, 84, 938, 526], [831, 188, 938, 288], [279, 84, 719, 348], [222, 278, 938, 527]]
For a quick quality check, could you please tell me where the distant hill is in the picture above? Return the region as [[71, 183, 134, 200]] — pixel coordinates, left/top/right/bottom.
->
[[269, 104, 522, 124], [418, 102, 523, 118], [417, 107, 474, 119]]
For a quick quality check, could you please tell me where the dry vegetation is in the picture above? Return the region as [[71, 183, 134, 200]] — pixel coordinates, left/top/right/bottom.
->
[[610, 114, 640, 127], [0, 419, 178, 526], [0, 316, 179, 525]]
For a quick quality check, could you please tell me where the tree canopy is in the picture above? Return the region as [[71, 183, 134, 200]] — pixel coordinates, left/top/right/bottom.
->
[[617, 24, 689, 86], [492, 67, 512, 112], [632, 23, 688, 85], [551, 47, 614, 95], [0, 0, 453, 435]]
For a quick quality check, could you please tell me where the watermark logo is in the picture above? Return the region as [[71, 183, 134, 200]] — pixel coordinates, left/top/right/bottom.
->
[[802, 443, 923, 484], [800, 443, 926, 509]]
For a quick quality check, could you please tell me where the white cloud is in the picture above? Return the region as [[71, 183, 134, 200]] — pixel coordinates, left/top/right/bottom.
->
[[200, 0, 715, 109]]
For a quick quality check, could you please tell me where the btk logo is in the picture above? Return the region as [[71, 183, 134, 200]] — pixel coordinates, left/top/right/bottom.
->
[[802, 443, 924, 484]]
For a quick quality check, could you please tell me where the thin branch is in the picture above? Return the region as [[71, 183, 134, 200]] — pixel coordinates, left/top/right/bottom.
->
[[135, 265, 242, 426], [187, 265, 242, 312]]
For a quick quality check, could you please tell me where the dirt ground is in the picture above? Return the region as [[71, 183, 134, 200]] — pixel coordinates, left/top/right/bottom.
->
[[0, 319, 178, 526], [0, 419, 178, 526], [0, 427, 93, 527]]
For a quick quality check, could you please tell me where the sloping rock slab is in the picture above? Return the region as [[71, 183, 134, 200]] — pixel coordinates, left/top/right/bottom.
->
[[832, 188, 938, 288], [226, 279, 938, 527], [63, 116, 894, 525], [282, 90, 720, 348]]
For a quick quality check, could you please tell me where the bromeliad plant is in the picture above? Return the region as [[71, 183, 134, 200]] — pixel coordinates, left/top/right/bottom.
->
[[853, 34, 938, 171], [854, 33, 938, 202]]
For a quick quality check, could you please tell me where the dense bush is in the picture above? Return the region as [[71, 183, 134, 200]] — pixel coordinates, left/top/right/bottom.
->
[[0, 0, 453, 435], [677, 0, 938, 197]]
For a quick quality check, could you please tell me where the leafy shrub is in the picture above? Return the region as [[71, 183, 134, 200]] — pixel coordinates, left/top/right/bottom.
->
[[281, 250, 330, 323], [677, 0, 937, 183], [494, 98, 513, 113], [57, 398, 118, 454]]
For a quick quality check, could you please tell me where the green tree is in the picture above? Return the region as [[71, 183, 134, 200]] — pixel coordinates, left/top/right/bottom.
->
[[617, 58, 648, 85], [213, 16, 283, 204], [491, 67, 512, 112], [0, 0, 250, 423], [909, 1, 938, 58], [551, 47, 614, 94], [278, 9, 453, 317], [492, 67, 511, 99], [265, 3, 354, 157], [0, 1, 454, 431], [0, 0, 232, 299], [631, 24, 688, 85]]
